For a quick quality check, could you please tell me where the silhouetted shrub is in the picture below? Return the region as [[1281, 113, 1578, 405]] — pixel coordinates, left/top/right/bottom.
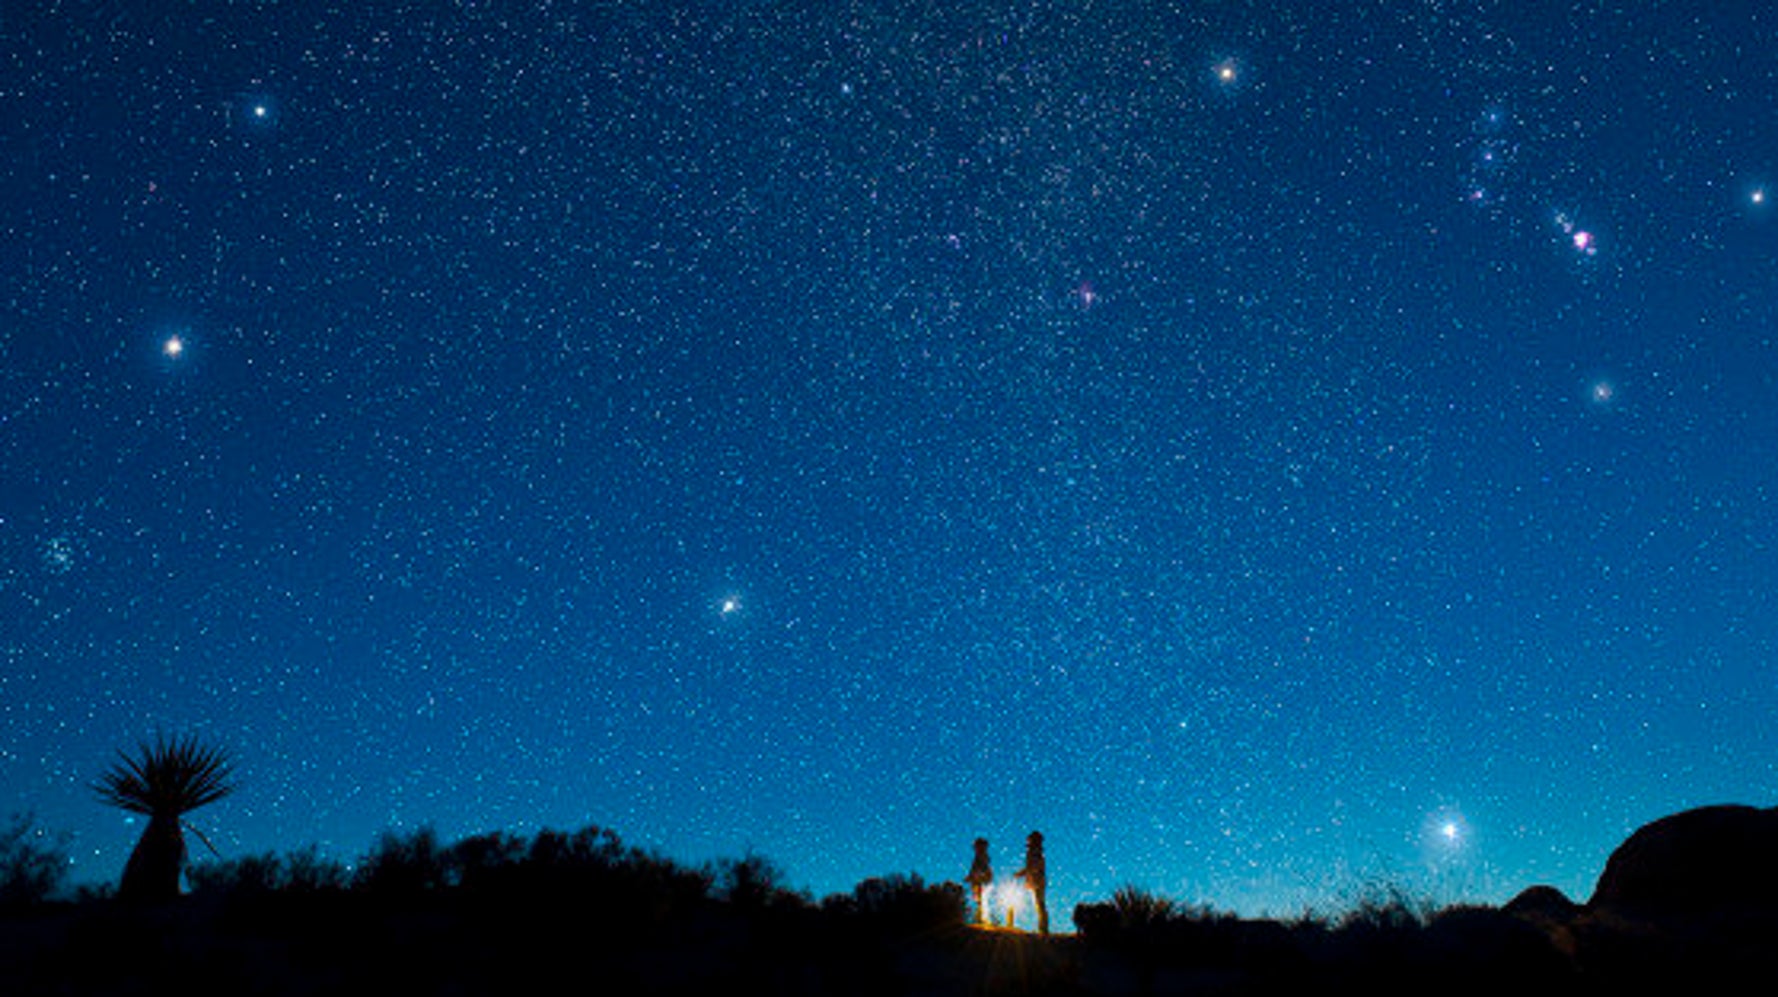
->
[[1110, 884, 1177, 929], [1073, 900, 1116, 938], [847, 873, 965, 932], [354, 826, 451, 896], [0, 812, 70, 909], [713, 851, 805, 912], [71, 881, 115, 903], [611, 846, 715, 930], [1075, 885, 1184, 958], [447, 830, 529, 894], [188, 851, 282, 897], [526, 825, 631, 882], [1075, 886, 1221, 942], [188, 845, 349, 898], [281, 844, 352, 893], [1336, 882, 1435, 932], [1292, 883, 1472, 988]]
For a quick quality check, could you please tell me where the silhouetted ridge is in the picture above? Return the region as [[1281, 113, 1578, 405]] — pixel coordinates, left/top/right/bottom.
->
[[17, 806, 1778, 993]]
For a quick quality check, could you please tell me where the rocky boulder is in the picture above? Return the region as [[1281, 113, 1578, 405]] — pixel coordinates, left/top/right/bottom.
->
[[1503, 884, 1578, 923], [1589, 804, 1778, 914]]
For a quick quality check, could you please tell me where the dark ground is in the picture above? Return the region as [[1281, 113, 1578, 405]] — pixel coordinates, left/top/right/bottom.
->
[[6, 886, 1778, 995], [11, 808, 1778, 995]]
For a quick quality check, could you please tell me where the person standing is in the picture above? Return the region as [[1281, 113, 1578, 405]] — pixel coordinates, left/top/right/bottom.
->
[[1016, 830, 1048, 935], [965, 838, 993, 925]]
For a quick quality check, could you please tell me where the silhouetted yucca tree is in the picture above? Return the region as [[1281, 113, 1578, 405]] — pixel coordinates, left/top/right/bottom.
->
[[94, 735, 234, 901]]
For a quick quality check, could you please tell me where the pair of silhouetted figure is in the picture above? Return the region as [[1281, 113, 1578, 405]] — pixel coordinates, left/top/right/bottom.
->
[[966, 831, 1048, 934]]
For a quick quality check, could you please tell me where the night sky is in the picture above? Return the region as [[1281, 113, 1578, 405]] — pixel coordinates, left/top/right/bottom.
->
[[5, 2, 1777, 925]]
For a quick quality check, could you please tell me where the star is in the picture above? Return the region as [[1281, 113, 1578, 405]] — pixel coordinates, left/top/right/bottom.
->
[[719, 595, 741, 616], [237, 89, 279, 131], [1213, 59, 1239, 85], [1553, 210, 1598, 257], [1424, 810, 1470, 855], [1586, 376, 1618, 409], [162, 335, 185, 358]]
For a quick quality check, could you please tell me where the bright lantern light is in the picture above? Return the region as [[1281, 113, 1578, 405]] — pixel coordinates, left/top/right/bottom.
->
[[987, 877, 1030, 930]]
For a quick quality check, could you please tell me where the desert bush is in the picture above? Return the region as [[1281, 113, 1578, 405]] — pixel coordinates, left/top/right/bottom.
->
[[1299, 881, 1445, 981], [188, 851, 283, 897], [0, 812, 70, 909], [347, 823, 718, 933], [523, 825, 632, 887], [447, 830, 529, 893], [713, 851, 805, 911], [188, 845, 349, 898], [282, 844, 352, 892], [1077, 885, 1206, 943], [1111, 884, 1178, 929], [448, 825, 714, 929], [354, 826, 451, 896], [848, 873, 965, 931], [1335, 881, 1437, 933]]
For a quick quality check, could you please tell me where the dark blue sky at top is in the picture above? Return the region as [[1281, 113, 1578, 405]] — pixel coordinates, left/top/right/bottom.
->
[[3, 2, 1776, 921]]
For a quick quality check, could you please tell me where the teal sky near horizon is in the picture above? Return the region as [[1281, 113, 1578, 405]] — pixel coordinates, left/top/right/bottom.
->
[[4, 2, 1777, 925]]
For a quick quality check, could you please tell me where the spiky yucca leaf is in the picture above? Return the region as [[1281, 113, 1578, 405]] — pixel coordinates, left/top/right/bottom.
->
[[95, 735, 234, 818]]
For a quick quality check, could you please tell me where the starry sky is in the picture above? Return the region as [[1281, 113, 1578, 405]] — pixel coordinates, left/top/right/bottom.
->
[[4, 2, 1777, 925]]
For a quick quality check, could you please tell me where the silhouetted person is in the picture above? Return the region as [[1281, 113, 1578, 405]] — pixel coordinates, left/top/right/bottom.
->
[[1016, 830, 1048, 935], [966, 837, 993, 925]]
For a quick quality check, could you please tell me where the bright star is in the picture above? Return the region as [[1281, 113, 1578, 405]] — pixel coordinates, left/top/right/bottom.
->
[[1422, 808, 1471, 857], [237, 90, 279, 131], [719, 595, 741, 616], [1583, 373, 1622, 410], [163, 336, 185, 358], [1554, 210, 1598, 257]]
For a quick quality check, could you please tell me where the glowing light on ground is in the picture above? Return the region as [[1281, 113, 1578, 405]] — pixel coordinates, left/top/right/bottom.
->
[[980, 877, 1032, 931]]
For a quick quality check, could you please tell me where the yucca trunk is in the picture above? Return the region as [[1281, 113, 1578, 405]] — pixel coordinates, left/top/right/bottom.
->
[[118, 813, 186, 902]]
